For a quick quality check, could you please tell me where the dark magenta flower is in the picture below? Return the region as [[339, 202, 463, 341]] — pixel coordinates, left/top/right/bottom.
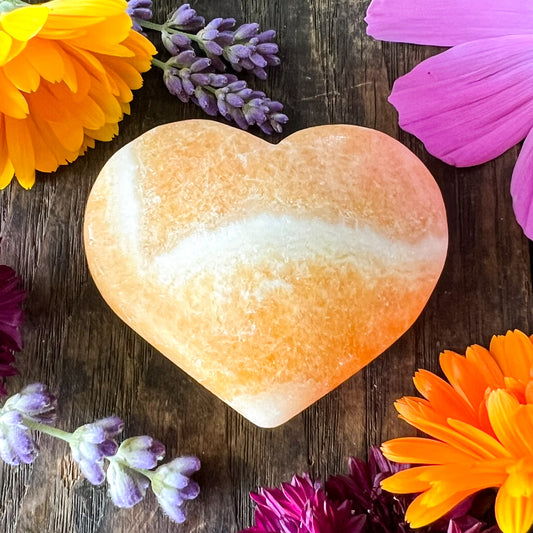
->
[[242, 473, 366, 533], [0, 265, 26, 396]]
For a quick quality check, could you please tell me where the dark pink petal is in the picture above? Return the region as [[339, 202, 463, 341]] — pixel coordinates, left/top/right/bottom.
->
[[366, 0, 533, 46], [511, 127, 533, 239], [389, 35, 533, 167]]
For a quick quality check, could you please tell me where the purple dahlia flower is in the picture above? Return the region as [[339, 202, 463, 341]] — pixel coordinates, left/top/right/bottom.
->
[[242, 473, 366, 533], [0, 265, 25, 395]]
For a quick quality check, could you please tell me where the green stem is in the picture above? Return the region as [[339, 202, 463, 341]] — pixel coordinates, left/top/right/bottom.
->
[[23, 418, 73, 443], [138, 20, 203, 45], [151, 58, 167, 70]]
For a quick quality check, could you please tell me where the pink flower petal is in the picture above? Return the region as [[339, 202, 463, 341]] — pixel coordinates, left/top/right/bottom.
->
[[511, 127, 533, 239], [389, 35, 533, 167], [366, 0, 533, 46]]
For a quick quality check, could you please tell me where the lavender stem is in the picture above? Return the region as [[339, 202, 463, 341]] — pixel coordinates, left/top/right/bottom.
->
[[139, 19, 203, 44], [23, 418, 73, 443]]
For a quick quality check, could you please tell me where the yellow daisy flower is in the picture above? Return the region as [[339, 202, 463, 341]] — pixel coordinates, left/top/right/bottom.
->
[[0, 0, 156, 189]]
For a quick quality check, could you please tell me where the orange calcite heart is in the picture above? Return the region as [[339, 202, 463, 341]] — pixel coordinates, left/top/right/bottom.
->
[[84, 120, 448, 427]]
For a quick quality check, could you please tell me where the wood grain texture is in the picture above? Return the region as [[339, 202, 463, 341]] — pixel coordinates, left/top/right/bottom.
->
[[1, 0, 532, 531]]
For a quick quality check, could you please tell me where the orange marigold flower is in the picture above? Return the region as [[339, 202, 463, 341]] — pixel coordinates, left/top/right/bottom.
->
[[381, 330, 533, 533], [0, 0, 156, 189]]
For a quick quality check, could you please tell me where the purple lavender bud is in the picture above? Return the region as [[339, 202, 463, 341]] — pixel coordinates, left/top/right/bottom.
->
[[175, 49, 196, 67], [201, 29, 219, 41], [193, 87, 218, 116], [257, 29, 276, 42], [117, 436, 165, 470], [0, 410, 38, 465], [190, 57, 211, 73], [107, 460, 150, 508], [167, 4, 205, 31], [164, 69, 188, 102], [126, 0, 152, 33], [209, 74, 229, 88], [225, 25, 280, 79], [4, 383, 56, 424], [203, 40, 223, 57], [151, 456, 201, 524], [256, 42, 279, 56], [234, 22, 259, 41], [251, 67, 267, 81], [197, 18, 236, 57], [226, 93, 244, 108], [181, 74, 195, 96], [190, 73, 211, 86], [162, 31, 192, 56], [70, 416, 124, 485], [243, 99, 267, 124]]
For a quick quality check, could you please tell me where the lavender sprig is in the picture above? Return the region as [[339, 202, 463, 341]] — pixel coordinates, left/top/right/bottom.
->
[[158, 53, 288, 133], [2, 383, 200, 526], [128, 1, 288, 133]]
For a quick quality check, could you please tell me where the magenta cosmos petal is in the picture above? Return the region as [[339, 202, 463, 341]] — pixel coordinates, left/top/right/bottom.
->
[[511, 127, 533, 239], [389, 35, 533, 167], [365, 0, 533, 46]]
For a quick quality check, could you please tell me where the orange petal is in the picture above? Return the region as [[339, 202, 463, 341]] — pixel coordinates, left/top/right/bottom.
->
[[68, 14, 134, 57], [495, 477, 533, 533], [446, 418, 511, 458], [396, 398, 496, 459], [382, 437, 475, 465], [487, 390, 533, 457], [3, 53, 41, 92], [25, 39, 65, 84], [413, 369, 477, 424], [25, 115, 60, 173], [406, 488, 486, 528], [0, 115, 14, 188], [5, 116, 35, 188], [85, 121, 119, 142], [0, 69, 28, 118], [440, 350, 489, 412], [466, 344, 506, 389], [380, 465, 433, 494], [490, 331, 532, 384]]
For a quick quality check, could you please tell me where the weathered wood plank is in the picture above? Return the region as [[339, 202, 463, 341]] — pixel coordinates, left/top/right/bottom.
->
[[0, 1, 531, 532]]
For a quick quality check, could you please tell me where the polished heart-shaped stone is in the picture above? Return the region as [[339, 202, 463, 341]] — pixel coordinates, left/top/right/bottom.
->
[[84, 120, 448, 427]]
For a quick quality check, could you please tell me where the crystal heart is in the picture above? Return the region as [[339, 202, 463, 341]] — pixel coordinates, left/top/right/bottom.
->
[[84, 120, 448, 427]]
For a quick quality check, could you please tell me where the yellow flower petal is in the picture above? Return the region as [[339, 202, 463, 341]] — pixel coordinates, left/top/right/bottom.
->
[[0, 5, 49, 41], [0, 0, 154, 186], [495, 477, 533, 533], [0, 30, 12, 65]]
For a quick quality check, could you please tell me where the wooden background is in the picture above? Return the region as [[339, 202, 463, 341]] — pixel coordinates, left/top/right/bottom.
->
[[1, 0, 531, 531]]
